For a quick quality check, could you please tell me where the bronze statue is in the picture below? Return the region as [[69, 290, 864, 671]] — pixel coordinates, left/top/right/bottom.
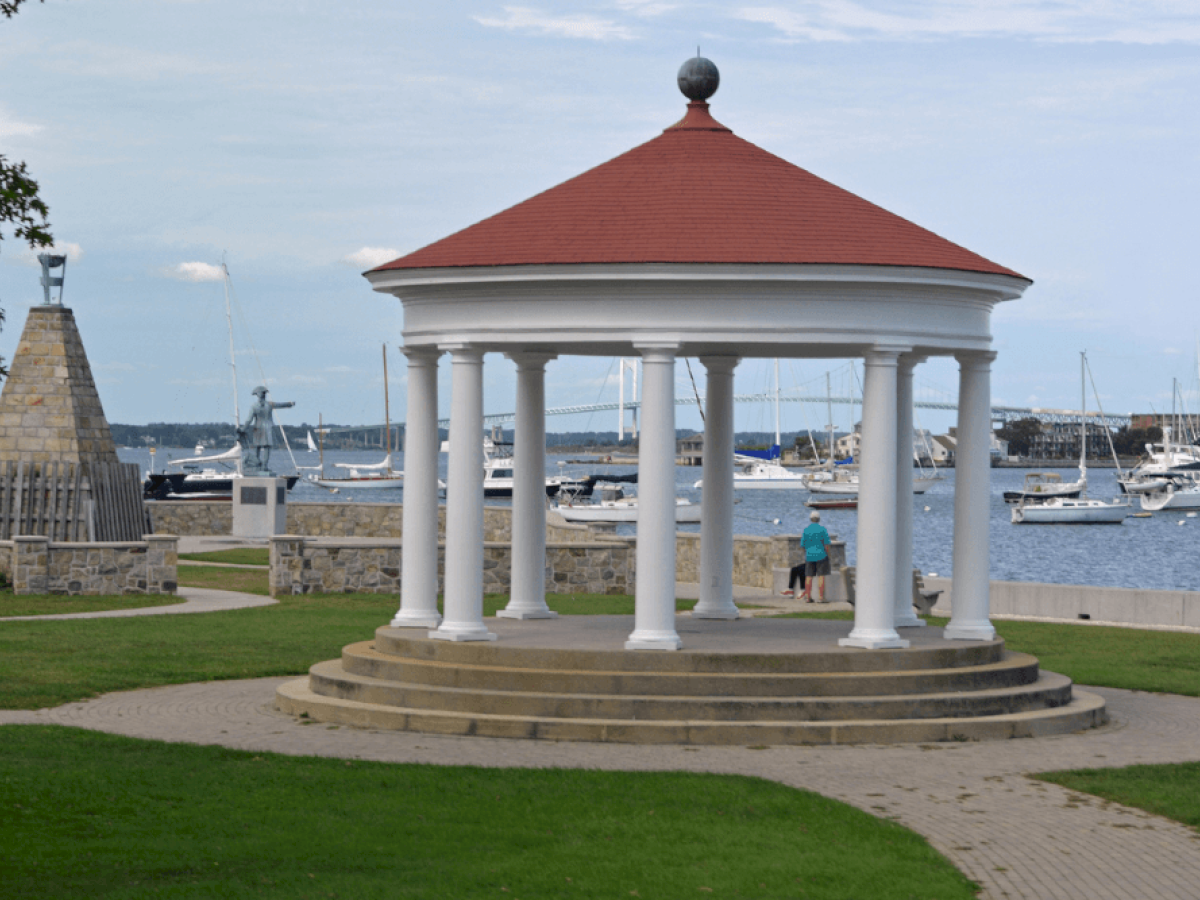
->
[[238, 386, 294, 475]]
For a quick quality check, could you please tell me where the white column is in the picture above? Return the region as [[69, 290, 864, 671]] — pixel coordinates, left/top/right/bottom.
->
[[392, 347, 442, 628], [841, 346, 910, 650], [893, 354, 926, 628], [694, 355, 740, 619], [499, 351, 558, 620], [626, 343, 682, 650], [430, 344, 495, 642], [946, 351, 997, 641]]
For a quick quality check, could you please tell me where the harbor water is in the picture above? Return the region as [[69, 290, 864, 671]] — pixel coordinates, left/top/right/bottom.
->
[[125, 448, 1199, 593]]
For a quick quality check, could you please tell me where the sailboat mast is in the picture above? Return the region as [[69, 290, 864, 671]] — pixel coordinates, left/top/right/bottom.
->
[[826, 371, 833, 463], [383, 344, 391, 458], [773, 358, 781, 451], [223, 262, 240, 425], [319, 413, 324, 471], [1080, 351, 1087, 468]]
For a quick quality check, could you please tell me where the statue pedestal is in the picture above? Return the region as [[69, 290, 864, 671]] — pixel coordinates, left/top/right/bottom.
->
[[232, 477, 288, 538]]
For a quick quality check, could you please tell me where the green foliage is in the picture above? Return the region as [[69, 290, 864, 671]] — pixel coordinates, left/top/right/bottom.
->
[[0, 726, 978, 900], [1, 1, 44, 20], [995, 417, 1043, 457], [1110, 425, 1165, 457], [1034, 761, 1200, 829]]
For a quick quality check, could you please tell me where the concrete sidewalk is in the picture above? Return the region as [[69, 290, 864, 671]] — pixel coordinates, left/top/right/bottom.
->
[[0, 587, 276, 622]]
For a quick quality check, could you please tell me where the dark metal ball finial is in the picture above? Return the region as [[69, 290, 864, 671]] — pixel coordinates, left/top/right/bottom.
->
[[677, 55, 719, 101]]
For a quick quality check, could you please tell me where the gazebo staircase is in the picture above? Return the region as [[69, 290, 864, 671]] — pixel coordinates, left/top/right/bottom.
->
[[276, 617, 1106, 745]]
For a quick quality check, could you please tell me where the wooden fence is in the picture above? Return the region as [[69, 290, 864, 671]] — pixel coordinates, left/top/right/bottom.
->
[[0, 460, 146, 541]]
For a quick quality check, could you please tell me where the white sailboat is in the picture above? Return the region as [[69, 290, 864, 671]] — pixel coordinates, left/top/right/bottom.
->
[[552, 485, 701, 524], [309, 346, 406, 491], [1012, 353, 1129, 524], [695, 360, 810, 490]]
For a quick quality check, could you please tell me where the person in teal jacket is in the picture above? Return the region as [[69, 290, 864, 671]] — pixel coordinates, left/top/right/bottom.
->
[[800, 511, 832, 603]]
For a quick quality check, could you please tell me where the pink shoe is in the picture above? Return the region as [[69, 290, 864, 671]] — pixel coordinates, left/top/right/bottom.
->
[[780, 590, 794, 596]]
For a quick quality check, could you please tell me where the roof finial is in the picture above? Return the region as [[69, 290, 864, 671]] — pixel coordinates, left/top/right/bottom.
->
[[677, 54, 719, 102]]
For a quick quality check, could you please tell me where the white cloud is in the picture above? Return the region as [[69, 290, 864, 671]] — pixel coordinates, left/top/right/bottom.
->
[[474, 6, 635, 40], [733, 1, 1200, 44], [14, 242, 84, 266], [615, 0, 678, 15], [0, 108, 43, 140], [341, 247, 402, 269], [163, 261, 225, 283]]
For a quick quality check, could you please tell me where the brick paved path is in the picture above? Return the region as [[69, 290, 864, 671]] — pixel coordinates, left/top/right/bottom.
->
[[4, 679, 1199, 899]]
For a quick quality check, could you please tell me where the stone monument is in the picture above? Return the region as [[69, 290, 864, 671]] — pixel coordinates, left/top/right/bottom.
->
[[0, 256, 145, 540]]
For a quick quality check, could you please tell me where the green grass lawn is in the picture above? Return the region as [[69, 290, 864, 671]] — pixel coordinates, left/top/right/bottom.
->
[[1033, 761, 1200, 830], [0, 592, 186, 617], [178, 548, 269, 566], [178, 563, 270, 595], [0, 726, 978, 900], [771, 610, 1200, 698], [0, 592, 696, 710]]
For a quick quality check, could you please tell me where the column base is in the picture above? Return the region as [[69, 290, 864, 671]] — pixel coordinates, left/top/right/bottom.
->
[[390, 612, 442, 629], [944, 623, 996, 642], [691, 609, 740, 620], [428, 627, 498, 642], [894, 614, 928, 629], [497, 607, 559, 620], [839, 632, 910, 650], [625, 630, 683, 651]]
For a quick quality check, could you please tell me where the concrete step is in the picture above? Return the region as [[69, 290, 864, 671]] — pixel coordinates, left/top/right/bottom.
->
[[340, 641, 1043, 698], [275, 676, 1108, 745], [308, 659, 1071, 722], [372, 627, 1006, 674]]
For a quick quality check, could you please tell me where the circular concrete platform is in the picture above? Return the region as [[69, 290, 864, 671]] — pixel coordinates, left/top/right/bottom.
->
[[276, 615, 1106, 745]]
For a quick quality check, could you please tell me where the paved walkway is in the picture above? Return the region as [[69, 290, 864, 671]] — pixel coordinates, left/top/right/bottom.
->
[[0, 587, 276, 622], [4, 582, 1200, 897]]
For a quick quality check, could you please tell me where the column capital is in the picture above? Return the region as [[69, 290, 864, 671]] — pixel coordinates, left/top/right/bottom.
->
[[898, 353, 928, 372], [505, 350, 557, 370], [864, 344, 912, 365], [401, 345, 442, 365], [440, 342, 484, 361], [633, 342, 680, 363], [698, 354, 740, 374], [955, 349, 998, 367]]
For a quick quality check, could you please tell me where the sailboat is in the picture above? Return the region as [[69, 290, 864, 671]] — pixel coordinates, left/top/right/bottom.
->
[[308, 346, 406, 491], [1011, 352, 1129, 524], [694, 360, 809, 490]]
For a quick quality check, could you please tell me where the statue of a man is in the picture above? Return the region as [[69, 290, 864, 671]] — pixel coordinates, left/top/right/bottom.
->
[[239, 385, 294, 475]]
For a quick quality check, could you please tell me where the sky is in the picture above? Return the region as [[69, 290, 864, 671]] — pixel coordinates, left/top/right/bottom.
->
[[2, 0, 1199, 440]]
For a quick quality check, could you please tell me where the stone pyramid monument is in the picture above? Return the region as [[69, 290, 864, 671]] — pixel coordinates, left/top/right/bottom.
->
[[0, 304, 120, 467], [0, 262, 144, 540]]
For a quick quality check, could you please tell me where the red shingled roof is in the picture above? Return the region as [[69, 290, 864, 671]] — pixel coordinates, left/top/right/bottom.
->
[[375, 101, 1026, 280]]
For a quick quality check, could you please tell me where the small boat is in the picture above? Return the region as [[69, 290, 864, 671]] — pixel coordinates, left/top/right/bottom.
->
[[1012, 495, 1130, 524], [1002, 471, 1084, 504], [696, 458, 809, 490], [806, 470, 941, 495], [477, 438, 594, 498], [1011, 352, 1129, 525], [143, 445, 300, 499], [805, 496, 857, 510], [1119, 426, 1200, 494], [553, 486, 700, 523], [306, 430, 319, 453], [1138, 478, 1200, 512], [308, 348, 412, 492]]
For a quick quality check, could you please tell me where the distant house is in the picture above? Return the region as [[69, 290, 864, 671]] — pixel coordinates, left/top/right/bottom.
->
[[678, 432, 704, 466], [932, 434, 956, 463]]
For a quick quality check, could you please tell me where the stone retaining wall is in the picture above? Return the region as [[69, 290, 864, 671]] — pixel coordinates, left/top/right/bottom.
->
[[0, 534, 177, 595], [269, 535, 635, 598], [148, 500, 601, 545]]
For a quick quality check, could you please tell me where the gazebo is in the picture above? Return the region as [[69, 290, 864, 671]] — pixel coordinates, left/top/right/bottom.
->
[[365, 58, 1031, 653]]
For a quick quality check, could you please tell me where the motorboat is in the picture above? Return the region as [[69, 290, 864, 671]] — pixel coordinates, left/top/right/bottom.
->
[[695, 458, 810, 490], [1137, 477, 1200, 512], [143, 444, 300, 499], [1118, 427, 1200, 494], [1011, 495, 1130, 524], [1002, 471, 1084, 504], [552, 486, 700, 523]]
